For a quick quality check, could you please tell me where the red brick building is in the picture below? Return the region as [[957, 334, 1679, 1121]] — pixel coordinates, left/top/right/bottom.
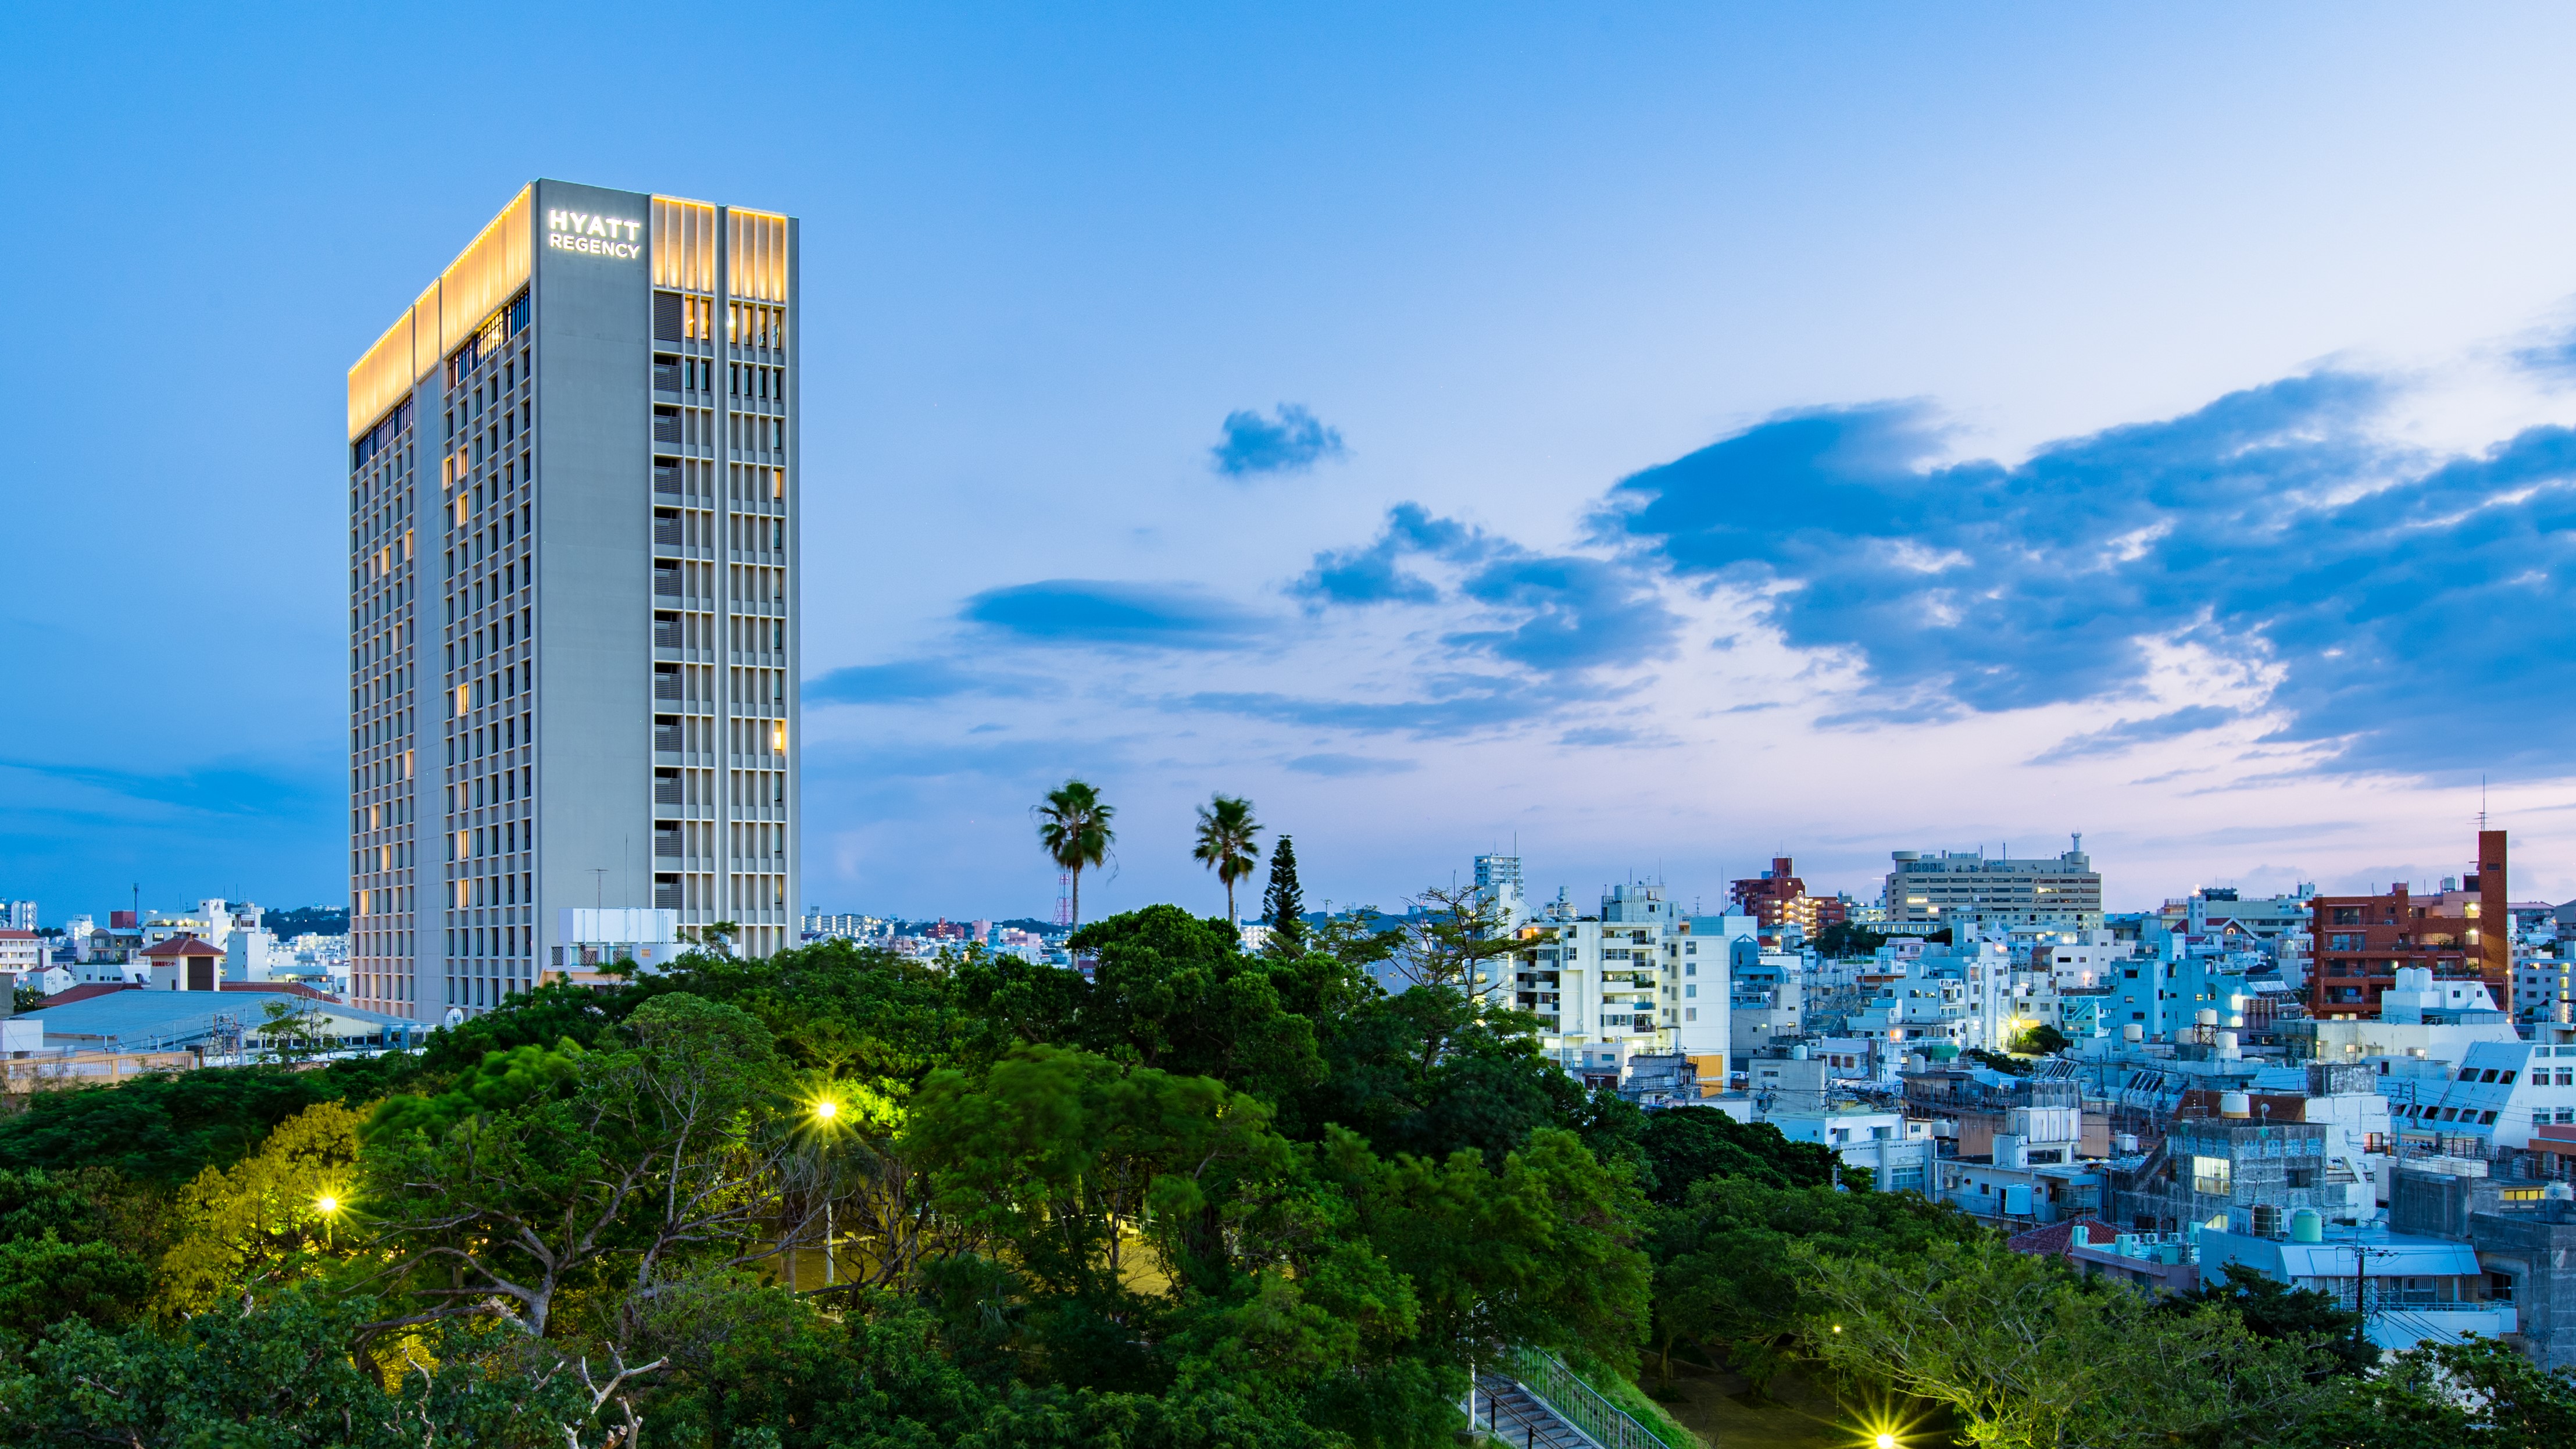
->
[[1728, 856, 1849, 937], [2307, 830, 2509, 1019]]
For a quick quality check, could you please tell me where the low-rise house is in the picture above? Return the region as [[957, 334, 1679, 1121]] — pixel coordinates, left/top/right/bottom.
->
[[141, 936, 224, 992], [2200, 1218, 2513, 1354], [2069, 1228, 2203, 1294], [1932, 1103, 2103, 1226], [1712, 1051, 1938, 1194], [1903, 1062, 2082, 1158]]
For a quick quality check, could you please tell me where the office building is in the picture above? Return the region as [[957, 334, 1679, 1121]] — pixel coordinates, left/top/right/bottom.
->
[[2305, 831, 2509, 1020], [1882, 837, 2102, 937], [345, 181, 801, 1020]]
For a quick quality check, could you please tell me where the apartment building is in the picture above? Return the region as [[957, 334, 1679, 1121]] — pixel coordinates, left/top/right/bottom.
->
[[1503, 883, 1739, 1079], [1882, 837, 2102, 936], [345, 181, 801, 1020], [2305, 830, 2509, 1019], [1727, 856, 1847, 937]]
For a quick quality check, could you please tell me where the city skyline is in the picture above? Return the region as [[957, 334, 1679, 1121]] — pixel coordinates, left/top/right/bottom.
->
[[12, 9, 2576, 920]]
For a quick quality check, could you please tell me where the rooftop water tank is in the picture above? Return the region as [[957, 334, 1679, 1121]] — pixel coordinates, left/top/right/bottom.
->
[[2220, 1091, 2252, 1119], [2198, 1008, 2221, 1028], [2289, 1207, 2324, 1243], [2216, 1031, 2241, 1059], [2116, 1132, 2141, 1153], [2123, 1023, 2145, 1043]]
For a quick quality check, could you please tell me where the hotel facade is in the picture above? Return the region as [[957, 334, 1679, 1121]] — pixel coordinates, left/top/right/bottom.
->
[[344, 180, 801, 1020]]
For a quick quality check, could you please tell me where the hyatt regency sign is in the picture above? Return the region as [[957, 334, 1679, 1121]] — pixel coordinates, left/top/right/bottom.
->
[[547, 209, 642, 259]]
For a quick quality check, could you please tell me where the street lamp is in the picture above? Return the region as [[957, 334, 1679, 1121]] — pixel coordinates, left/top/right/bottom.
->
[[806, 1091, 845, 1287]]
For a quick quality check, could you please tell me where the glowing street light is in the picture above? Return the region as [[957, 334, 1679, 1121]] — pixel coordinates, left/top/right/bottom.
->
[[1875, 1435, 1898, 1449], [813, 1098, 838, 1122], [315, 1194, 341, 1215]]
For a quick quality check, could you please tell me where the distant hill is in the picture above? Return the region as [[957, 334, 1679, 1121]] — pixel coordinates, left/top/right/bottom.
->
[[262, 905, 349, 937]]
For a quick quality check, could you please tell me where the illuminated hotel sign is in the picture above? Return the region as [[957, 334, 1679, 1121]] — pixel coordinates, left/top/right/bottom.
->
[[546, 209, 642, 259]]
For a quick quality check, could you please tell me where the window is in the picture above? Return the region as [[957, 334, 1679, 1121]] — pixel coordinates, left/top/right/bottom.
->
[[653, 291, 683, 342], [2191, 1155, 2232, 1195]]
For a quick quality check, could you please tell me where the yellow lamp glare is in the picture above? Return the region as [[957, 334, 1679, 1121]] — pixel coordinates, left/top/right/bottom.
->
[[316, 1194, 341, 1215], [1876, 1436, 1898, 1449], [813, 1100, 838, 1122], [1831, 1324, 1842, 1333]]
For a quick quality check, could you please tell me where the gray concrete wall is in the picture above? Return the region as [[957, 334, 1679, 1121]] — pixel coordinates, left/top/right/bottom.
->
[[2469, 1205, 2576, 1370], [531, 179, 654, 960]]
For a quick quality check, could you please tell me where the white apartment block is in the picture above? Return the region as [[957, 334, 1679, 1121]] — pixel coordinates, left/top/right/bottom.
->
[[2384, 1039, 2576, 1151], [1501, 883, 1742, 1076], [345, 181, 801, 1020], [0, 930, 42, 987]]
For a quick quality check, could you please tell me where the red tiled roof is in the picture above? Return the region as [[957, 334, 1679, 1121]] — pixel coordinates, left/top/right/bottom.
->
[[2006, 1218, 2119, 1257], [29, 982, 141, 1009], [140, 935, 223, 958], [0, 930, 36, 942]]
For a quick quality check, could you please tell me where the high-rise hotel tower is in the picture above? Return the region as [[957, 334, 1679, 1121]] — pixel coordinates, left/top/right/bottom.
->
[[345, 181, 801, 1020]]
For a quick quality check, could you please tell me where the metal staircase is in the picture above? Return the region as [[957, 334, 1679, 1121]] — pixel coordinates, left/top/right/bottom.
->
[[1471, 1375, 1595, 1449], [1466, 1349, 1678, 1449]]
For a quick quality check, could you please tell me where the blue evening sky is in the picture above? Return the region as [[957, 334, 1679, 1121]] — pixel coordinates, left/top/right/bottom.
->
[[8, 5, 2576, 920]]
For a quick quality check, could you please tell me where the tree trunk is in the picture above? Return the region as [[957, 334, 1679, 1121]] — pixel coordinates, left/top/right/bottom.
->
[[1224, 879, 1236, 924], [1071, 870, 1081, 932]]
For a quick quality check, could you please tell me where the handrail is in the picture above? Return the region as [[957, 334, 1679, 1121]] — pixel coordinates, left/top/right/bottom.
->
[[1495, 1346, 1678, 1449]]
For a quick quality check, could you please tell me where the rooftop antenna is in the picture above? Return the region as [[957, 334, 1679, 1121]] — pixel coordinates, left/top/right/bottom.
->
[[2480, 775, 2489, 831]]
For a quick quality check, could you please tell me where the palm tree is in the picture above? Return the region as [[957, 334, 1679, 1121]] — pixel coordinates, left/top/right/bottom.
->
[[1191, 794, 1263, 924], [1034, 779, 1116, 929]]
